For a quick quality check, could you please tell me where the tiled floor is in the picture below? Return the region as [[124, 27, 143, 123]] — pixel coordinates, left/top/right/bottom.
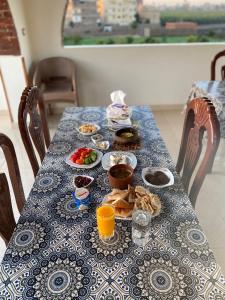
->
[[0, 109, 224, 274]]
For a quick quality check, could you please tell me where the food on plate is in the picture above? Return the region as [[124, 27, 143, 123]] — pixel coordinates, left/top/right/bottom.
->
[[79, 124, 97, 134], [110, 154, 128, 166], [91, 134, 103, 143], [74, 176, 92, 188], [95, 141, 109, 150], [70, 148, 97, 165], [104, 185, 161, 218], [145, 171, 169, 186]]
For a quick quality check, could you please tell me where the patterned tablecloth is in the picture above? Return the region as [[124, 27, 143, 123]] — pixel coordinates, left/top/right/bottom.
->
[[189, 80, 225, 137], [0, 106, 225, 300]]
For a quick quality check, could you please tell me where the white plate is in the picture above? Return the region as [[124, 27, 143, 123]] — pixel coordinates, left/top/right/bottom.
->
[[142, 167, 174, 188], [77, 124, 100, 136], [101, 151, 137, 171], [65, 149, 103, 169]]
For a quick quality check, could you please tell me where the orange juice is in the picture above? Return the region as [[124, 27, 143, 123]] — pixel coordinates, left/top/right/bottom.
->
[[96, 205, 115, 240]]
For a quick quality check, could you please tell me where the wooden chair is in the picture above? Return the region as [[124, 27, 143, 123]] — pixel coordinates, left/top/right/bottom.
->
[[0, 133, 25, 244], [0, 173, 16, 245], [221, 65, 225, 80], [0, 133, 25, 213], [176, 98, 220, 207], [18, 86, 50, 177], [211, 49, 225, 80], [33, 57, 78, 113]]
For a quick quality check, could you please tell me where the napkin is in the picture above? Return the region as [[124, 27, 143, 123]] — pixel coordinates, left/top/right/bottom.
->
[[106, 90, 131, 121]]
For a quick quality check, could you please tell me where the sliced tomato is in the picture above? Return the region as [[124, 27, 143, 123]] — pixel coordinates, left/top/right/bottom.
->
[[78, 158, 85, 164], [78, 148, 87, 152]]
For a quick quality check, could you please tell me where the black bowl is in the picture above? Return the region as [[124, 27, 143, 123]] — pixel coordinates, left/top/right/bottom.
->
[[115, 127, 138, 144]]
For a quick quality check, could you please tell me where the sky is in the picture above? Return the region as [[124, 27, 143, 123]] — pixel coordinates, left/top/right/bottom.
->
[[144, 0, 224, 5]]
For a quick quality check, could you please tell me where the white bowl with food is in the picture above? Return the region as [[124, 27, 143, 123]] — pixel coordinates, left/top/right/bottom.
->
[[77, 123, 100, 136], [91, 134, 104, 143], [65, 148, 103, 169], [101, 151, 137, 171], [94, 141, 110, 151], [142, 167, 174, 188], [73, 175, 94, 189]]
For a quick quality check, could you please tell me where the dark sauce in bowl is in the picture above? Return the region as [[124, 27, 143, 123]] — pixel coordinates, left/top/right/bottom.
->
[[111, 168, 132, 179], [145, 171, 170, 186]]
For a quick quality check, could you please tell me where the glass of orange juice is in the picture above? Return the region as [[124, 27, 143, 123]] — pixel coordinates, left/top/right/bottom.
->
[[96, 205, 115, 241]]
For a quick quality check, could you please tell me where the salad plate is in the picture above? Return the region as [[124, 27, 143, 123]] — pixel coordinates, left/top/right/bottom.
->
[[65, 148, 103, 169]]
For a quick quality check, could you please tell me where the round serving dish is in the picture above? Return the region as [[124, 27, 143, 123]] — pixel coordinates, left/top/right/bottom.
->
[[142, 167, 174, 188], [77, 124, 100, 136], [108, 164, 134, 190], [114, 127, 138, 144], [102, 151, 137, 170], [65, 148, 103, 169]]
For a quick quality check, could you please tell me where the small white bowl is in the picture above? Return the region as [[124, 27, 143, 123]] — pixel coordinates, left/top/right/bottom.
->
[[73, 175, 94, 189], [142, 167, 174, 188], [94, 141, 110, 151], [91, 134, 104, 143], [77, 124, 100, 136]]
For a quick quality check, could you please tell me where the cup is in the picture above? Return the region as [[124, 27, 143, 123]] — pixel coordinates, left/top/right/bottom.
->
[[132, 209, 152, 247], [96, 205, 115, 241]]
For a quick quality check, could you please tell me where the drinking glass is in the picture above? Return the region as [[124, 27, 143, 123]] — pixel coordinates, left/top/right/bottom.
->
[[132, 209, 151, 247], [96, 205, 115, 241]]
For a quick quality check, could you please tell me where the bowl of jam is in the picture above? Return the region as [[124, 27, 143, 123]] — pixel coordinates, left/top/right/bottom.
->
[[73, 175, 94, 189]]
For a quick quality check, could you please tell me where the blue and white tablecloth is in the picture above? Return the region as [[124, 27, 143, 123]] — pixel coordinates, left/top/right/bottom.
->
[[0, 106, 224, 299]]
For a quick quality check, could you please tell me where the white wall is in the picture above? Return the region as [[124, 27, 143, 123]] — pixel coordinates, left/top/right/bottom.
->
[[8, 0, 33, 69], [0, 79, 7, 111], [8, 0, 225, 108], [0, 56, 27, 121], [0, 1, 32, 120]]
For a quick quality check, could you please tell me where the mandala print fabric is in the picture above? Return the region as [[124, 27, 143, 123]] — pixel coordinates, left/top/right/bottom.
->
[[0, 106, 224, 299]]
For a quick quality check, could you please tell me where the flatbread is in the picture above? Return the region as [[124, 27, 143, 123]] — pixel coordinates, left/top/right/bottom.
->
[[112, 198, 134, 209], [104, 185, 161, 218]]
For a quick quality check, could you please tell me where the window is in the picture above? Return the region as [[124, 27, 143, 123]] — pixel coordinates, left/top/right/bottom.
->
[[63, 0, 225, 46]]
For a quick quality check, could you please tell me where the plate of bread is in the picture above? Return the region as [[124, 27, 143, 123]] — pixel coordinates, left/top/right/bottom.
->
[[102, 185, 161, 219]]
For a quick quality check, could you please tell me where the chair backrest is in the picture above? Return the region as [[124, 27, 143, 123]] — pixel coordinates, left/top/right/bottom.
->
[[221, 65, 225, 80], [0, 133, 25, 213], [18, 86, 50, 177], [211, 49, 225, 80], [176, 98, 220, 207], [34, 57, 75, 83], [0, 173, 16, 245]]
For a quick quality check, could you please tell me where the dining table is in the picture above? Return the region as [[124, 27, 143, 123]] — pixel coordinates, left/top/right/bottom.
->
[[0, 105, 225, 300], [189, 80, 225, 138]]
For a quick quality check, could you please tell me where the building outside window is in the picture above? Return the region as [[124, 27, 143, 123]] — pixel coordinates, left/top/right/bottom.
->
[[63, 0, 225, 46]]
